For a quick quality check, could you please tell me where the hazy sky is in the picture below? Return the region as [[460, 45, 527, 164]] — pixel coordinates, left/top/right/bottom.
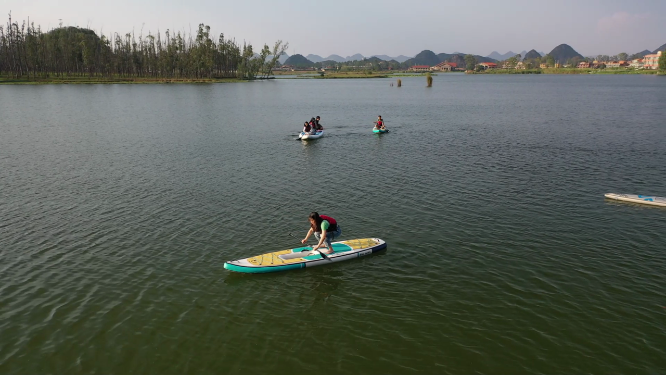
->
[[4, 0, 665, 57]]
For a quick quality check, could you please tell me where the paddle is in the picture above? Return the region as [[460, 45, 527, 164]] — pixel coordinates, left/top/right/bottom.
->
[[288, 232, 331, 261]]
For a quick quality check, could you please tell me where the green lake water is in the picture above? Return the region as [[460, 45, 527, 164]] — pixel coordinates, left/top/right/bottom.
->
[[1, 75, 665, 374]]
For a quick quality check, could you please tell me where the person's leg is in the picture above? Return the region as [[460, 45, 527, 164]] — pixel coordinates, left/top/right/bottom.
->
[[323, 235, 333, 254], [331, 225, 342, 252]]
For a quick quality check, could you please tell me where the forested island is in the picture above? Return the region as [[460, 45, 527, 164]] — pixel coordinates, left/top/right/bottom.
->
[[0, 14, 287, 83]]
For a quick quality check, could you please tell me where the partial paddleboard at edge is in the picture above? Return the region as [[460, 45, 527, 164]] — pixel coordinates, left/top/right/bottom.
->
[[604, 193, 666, 207]]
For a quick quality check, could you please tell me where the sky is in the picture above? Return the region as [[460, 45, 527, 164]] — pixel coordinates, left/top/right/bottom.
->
[[3, 0, 665, 58]]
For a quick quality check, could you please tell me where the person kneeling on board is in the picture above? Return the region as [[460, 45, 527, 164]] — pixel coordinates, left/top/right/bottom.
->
[[308, 118, 317, 134], [301, 212, 342, 255], [374, 115, 385, 130], [303, 121, 312, 134]]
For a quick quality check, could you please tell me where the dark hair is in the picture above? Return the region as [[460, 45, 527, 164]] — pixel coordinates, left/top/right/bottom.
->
[[304, 122, 309, 125], [309, 211, 322, 230], [316, 116, 320, 119]]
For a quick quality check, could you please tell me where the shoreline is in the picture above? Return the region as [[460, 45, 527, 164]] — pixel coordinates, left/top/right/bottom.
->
[[466, 68, 660, 75], [0, 76, 250, 85], [1, 69, 661, 84]]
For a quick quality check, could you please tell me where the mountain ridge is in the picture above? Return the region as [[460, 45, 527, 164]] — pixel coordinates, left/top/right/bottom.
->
[[547, 44, 583, 63]]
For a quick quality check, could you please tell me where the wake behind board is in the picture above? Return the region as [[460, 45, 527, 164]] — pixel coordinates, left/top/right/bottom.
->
[[604, 193, 666, 207], [299, 130, 324, 140], [224, 238, 386, 274]]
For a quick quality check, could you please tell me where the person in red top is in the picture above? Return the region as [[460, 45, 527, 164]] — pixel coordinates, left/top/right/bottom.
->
[[374, 115, 385, 130], [301, 212, 342, 254]]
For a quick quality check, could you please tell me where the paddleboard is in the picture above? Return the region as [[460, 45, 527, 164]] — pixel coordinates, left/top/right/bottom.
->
[[604, 193, 666, 207], [373, 128, 388, 133], [224, 238, 386, 273], [299, 130, 324, 140]]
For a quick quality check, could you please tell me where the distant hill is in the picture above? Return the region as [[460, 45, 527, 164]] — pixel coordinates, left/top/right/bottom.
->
[[488, 50, 544, 60], [438, 52, 495, 62], [403, 51, 495, 69], [284, 54, 314, 68], [268, 52, 289, 64], [404, 50, 439, 66], [631, 50, 653, 58], [319, 60, 339, 67], [548, 44, 583, 63], [654, 43, 666, 53], [436, 54, 468, 67], [346, 53, 365, 61], [372, 55, 393, 61], [306, 54, 324, 63], [372, 54, 413, 63], [325, 54, 346, 62], [523, 49, 542, 60], [363, 56, 385, 63], [392, 55, 412, 63], [487, 51, 517, 60]]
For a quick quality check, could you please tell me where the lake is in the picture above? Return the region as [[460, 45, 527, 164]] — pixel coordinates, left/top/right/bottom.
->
[[1, 74, 665, 374]]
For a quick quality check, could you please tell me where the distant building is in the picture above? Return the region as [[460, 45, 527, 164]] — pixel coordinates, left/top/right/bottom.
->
[[606, 61, 629, 68], [408, 65, 431, 72], [540, 63, 548, 69], [643, 51, 662, 70], [431, 62, 458, 71], [630, 59, 644, 69], [577, 62, 591, 69], [275, 65, 295, 71], [478, 62, 497, 70]]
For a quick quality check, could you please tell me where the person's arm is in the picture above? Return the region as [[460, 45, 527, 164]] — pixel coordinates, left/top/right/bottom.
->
[[313, 231, 326, 251], [302, 228, 314, 244]]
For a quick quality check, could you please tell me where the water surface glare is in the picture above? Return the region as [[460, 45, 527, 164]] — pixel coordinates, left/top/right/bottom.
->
[[1, 75, 665, 374]]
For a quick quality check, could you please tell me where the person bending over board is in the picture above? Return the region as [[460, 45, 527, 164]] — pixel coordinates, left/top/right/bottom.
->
[[302, 212, 342, 255], [374, 115, 385, 130]]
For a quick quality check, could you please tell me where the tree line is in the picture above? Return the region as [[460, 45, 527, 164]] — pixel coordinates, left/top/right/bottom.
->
[[0, 13, 287, 80]]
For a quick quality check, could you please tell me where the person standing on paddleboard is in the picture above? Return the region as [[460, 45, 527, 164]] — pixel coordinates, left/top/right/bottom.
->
[[302, 212, 342, 254]]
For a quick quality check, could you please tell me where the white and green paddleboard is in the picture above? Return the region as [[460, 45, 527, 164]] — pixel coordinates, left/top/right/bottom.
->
[[604, 193, 666, 207], [224, 238, 386, 273]]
